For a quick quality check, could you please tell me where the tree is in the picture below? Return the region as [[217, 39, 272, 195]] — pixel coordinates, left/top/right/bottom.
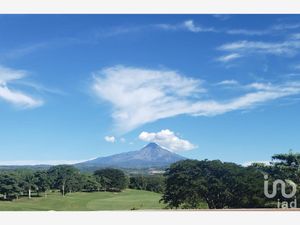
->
[[21, 172, 38, 199], [129, 176, 147, 190], [161, 160, 204, 209], [48, 165, 82, 196], [145, 175, 165, 193], [271, 150, 300, 182], [162, 160, 267, 209], [0, 173, 22, 200], [82, 174, 100, 192], [34, 171, 51, 197], [253, 151, 300, 207], [129, 175, 165, 193], [94, 168, 128, 191]]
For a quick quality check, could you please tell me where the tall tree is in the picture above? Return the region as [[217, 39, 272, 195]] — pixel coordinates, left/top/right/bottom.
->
[[0, 173, 22, 200], [48, 165, 81, 196], [34, 171, 51, 197], [271, 150, 300, 181], [129, 175, 165, 193], [162, 159, 267, 209], [82, 174, 100, 192], [21, 172, 37, 199], [94, 168, 128, 191]]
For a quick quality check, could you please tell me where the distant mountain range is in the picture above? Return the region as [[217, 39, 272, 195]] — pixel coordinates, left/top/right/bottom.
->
[[75, 142, 186, 169], [0, 143, 186, 171]]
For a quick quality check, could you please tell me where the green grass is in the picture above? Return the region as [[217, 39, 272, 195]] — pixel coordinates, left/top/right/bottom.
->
[[0, 189, 165, 211]]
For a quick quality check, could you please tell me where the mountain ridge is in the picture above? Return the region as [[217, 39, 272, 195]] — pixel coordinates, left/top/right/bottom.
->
[[75, 142, 186, 169]]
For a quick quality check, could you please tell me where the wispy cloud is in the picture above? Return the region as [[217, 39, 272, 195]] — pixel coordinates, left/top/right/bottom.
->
[[91, 66, 300, 133], [3, 20, 299, 64], [271, 23, 300, 31], [93, 25, 149, 39], [91, 66, 204, 133], [182, 20, 216, 33], [0, 65, 43, 108], [218, 40, 300, 57], [212, 14, 231, 21], [216, 80, 239, 86], [226, 22, 300, 36], [290, 33, 300, 40], [2, 19, 300, 63], [14, 80, 66, 96], [216, 53, 242, 62], [156, 20, 216, 33], [139, 129, 196, 152], [0, 42, 48, 60], [226, 29, 268, 36], [157, 20, 300, 36], [0, 37, 84, 61]]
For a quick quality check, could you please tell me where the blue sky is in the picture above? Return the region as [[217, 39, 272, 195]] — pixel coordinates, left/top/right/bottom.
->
[[0, 14, 300, 165]]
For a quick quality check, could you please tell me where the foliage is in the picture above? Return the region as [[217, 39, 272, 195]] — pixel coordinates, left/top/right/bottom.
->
[[162, 159, 267, 209], [0, 172, 22, 200], [81, 174, 100, 192], [250, 150, 300, 205], [20, 172, 38, 198], [94, 168, 128, 191], [48, 165, 82, 195], [34, 171, 51, 195], [129, 175, 165, 193]]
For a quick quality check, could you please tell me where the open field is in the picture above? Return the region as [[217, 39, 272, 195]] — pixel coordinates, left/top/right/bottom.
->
[[0, 189, 165, 211]]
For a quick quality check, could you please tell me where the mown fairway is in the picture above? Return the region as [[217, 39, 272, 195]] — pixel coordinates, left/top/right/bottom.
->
[[0, 189, 165, 211]]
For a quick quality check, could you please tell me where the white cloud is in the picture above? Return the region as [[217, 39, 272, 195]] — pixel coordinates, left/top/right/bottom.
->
[[226, 22, 300, 36], [216, 53, 242, 62], [157, 20, 215, 33], [216, 80, 239, 86], [139, 129, 196, 152], [226, 29, 268, 36], [91, 65, 300, 133], [246, 82, 274, 91], [0, 65, 43, 108], [104, 135, 116, 143], [120, 137, 126, 143], [226, 23, 300, 36], [157, 20, 300, 37], [0, 65, 26, 83], [191, 82, 300, 116], [218, 40, 300, 56], [92, 65, 204, 133], [183, 20, 215, 33]]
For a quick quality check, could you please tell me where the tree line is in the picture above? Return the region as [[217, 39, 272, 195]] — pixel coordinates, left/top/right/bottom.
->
[[161, 151, 300, 209], [0, 166, 129, 200]]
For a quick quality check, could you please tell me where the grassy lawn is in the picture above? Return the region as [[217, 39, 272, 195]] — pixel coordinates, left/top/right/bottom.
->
[[0, 189, 165, 211]]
